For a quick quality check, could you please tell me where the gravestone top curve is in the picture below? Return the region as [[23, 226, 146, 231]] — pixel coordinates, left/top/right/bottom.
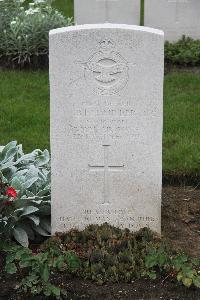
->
[[50, 23, 164, 36]]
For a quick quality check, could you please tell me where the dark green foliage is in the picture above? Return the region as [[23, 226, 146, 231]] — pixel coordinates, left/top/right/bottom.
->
[[2, 241, 68, 298], [165, 36, 200, 66], [2, 223, 200, 298], [42, 224, 168, 284], [145, 249, 200, 288]]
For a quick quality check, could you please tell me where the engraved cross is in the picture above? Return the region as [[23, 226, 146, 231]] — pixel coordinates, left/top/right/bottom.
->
[[88, 145, 124, 205]]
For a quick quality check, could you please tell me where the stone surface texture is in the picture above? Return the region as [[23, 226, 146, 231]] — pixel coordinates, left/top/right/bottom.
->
[[49, 24, 164, 234], [74, 0, 140, 25], [145, 0, 200, 41]]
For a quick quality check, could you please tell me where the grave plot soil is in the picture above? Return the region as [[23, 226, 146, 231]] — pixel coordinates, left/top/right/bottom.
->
[[162, 186, 200, 258], [0, 186, 199, 300]]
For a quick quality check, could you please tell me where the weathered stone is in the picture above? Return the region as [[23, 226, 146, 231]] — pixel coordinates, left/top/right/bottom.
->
[[74, 0, 141, 25], [49, 24, 164, 234], [144, 0, 200, 41]]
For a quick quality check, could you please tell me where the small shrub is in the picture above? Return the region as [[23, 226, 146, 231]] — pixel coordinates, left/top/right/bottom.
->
[[0, 0, 72, 68], [165, 36, 200, 66], [0, 141, 51, 246]]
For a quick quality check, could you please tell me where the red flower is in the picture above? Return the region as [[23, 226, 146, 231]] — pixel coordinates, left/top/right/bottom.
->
[[6, 187, 17, 198]]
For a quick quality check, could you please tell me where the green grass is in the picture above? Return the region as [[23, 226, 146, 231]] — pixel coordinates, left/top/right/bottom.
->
[[0, 71, 199, 176], [25, 0, 73, 18], [0, 71, 49, 152], [163, 73, 200, 174], [53, 0, 74, 18]]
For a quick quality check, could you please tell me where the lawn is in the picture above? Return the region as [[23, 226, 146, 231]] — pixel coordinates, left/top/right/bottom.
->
[[53, 0, 74, 18], [0, 71, 199, 176], [163, 73, 200, 175]]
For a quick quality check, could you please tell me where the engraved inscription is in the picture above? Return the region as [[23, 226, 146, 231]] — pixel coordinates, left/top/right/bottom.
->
[[89, 145, 124, 205], [83, 40, 129, 95], [58, 209, 158, 231]]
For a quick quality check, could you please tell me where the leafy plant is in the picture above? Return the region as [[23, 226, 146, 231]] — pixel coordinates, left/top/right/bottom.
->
[[2, 224, 200, 299], [43, 224, 169, 284], [165, 36, 200, 66], [0, 141, 51, 246], [145, 248, 200, 288], [3, 242, 69, 299], [0, 0, 73, 68]]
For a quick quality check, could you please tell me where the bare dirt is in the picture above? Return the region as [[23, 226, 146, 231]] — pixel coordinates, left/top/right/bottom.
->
[[162, 186, 200, 258]]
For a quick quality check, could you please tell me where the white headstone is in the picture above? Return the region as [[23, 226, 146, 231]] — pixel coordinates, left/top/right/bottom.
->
[[50, 24, 164, 234], [74, 0, 141, 25], [145, 0, 200, 41]]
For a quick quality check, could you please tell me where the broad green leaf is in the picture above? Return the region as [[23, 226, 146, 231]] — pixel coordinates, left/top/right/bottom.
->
[[29, 199, 43, 205], [148, 271, 157, 279], [22, 177, 38, 190], [0, 171, 7, 182], [28, 215, 40, 226], [19, 223, 36, 240], [182, 277, 193, 287], [6, 254, 16, 264], [54, 256, 64, 269], [33, 225, 50, 236], [0, 161, 15, 171], [26, 190, 35, 197], [15, 208, 24, 214], [13, 170, 27, 177], [11, 177, 23, 190], [5, 262, 17, 274], [13, 227, 29, 247], [66, 252, 80, 270], [7, 166, 17, 176], [35, 149, 49, 167], [37, 205, 51, 215], [20, 206, 39, 217], [145, 255, 157, 268], [51, 286, 61, 297], [25, 165, 38, 181], [36, 186, 50, 197], [177, 272, 183, 282], [41, 264, 50, 282], [0, 146, 4, 153], [39, 217, 51, 233], [0, 141, 17, 162], [193, 276, 200, 288]]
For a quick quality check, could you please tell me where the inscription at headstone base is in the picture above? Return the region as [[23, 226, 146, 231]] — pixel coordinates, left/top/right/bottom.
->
[[145, 0, 200, 41], [50, 24, 164, 234], [74, 0, 141, 25]]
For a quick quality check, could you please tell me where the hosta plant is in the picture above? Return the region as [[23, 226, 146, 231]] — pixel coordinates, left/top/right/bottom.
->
[[0, 141, 51, 246]]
